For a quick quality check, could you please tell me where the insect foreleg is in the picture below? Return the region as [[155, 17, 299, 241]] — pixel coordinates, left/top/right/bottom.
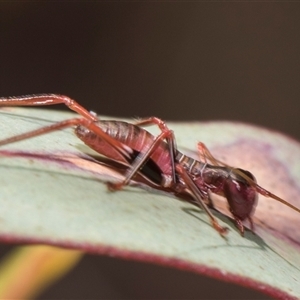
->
[[175, 164, 228, 237]]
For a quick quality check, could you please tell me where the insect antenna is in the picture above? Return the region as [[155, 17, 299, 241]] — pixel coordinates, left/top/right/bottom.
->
[[233, 168, 300, 214]]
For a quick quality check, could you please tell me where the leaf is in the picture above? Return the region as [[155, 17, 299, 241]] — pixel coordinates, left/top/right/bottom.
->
[[0, 107, 299, 299]]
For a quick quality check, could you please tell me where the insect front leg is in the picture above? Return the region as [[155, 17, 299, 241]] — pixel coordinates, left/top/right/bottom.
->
[[175, 164, 228, 237]]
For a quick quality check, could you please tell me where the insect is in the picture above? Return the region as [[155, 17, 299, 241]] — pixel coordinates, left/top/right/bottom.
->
[[0, 94, 299, 236]]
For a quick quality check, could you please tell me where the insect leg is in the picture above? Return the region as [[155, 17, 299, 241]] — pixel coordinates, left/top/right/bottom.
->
[[107, 127, 175, 190], [197, 142, 225, 166], [134, 117, 171, 131], [175, 164, 228, 237], [0, 118, 131, 160], [134, 117, 178, 184], [0, 94, 98, 122]]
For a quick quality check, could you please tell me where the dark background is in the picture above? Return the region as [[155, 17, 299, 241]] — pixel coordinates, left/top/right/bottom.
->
[[1, 2, 299, 299]]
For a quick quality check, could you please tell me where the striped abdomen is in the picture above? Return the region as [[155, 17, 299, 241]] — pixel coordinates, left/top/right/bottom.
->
[[75, 120, 174, 177]]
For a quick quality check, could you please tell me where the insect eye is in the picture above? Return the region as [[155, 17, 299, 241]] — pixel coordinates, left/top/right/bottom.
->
[[229, 168, 256, 185], [236, 168, 256, 181]]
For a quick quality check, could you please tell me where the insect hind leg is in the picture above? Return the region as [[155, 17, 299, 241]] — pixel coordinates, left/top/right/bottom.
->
[[107, 117, 179, 191], [0, 117, 130, 160], [134, 117, 178, 185], [0, 94, 98, 122], [107, 127, 175, 191]]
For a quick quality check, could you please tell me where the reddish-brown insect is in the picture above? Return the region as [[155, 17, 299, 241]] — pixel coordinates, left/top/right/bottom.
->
[[0, 94, 299, 236]]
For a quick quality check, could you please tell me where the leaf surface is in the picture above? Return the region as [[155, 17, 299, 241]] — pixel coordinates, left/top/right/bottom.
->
[[0, 107, 299, 299]]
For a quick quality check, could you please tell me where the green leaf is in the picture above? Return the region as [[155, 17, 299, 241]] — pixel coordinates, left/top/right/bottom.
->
[[0, 107, 299, 299]]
